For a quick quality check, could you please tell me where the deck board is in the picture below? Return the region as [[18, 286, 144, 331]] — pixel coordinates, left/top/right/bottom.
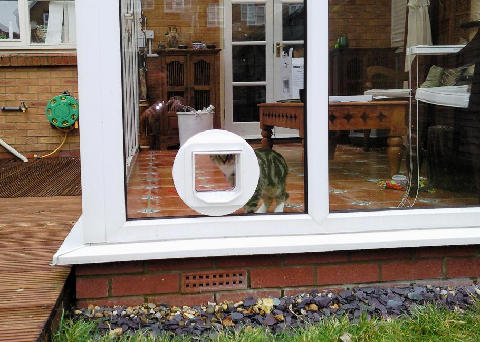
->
[[0, 196, 81, 342]]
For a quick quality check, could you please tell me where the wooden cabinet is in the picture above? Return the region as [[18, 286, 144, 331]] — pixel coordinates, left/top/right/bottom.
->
[[146, 49, 221, 149], [329, 48, 398, 96]]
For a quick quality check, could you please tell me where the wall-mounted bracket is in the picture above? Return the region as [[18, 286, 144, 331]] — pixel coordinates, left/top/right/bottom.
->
[[1, 102, 28, 112]]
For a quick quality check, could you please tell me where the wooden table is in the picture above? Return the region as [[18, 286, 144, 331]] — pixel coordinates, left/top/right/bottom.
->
[[258, 101, 408, 177]]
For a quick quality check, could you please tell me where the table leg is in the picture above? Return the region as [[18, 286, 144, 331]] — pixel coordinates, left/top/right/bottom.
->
[[387, 136, 403, 177], [261, 125, 273, 149]]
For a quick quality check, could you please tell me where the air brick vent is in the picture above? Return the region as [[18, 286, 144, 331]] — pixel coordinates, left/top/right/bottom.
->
[[182, 270, 247, 293]]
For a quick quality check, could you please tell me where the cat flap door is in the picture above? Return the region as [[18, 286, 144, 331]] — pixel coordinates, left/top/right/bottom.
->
[[172, 130, 260, 216]]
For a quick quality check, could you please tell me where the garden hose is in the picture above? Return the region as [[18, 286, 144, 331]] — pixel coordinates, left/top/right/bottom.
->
[[35, 91, 79, 159], [34, 131, 69, 159]]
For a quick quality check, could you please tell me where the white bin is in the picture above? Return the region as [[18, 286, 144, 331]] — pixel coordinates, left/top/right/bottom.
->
[[177, 110, 214, 147]]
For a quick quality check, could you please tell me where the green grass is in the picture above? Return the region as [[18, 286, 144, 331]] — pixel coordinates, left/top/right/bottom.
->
[[53, 303, 480, 342]]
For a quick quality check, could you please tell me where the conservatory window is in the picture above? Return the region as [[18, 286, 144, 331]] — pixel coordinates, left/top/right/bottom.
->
[[54, 0, 480, 262], [29, 0, 76, 44], [0, 0, 75, 49], [327, 0, 480, 212], [0, 0, 21, 40], [125, 0, 306, 219]]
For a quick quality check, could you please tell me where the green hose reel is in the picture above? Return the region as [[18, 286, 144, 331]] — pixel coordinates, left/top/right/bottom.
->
[[45, 91, 79, 128]]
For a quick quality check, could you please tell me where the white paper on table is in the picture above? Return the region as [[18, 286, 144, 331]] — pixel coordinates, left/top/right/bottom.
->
[[291, 57, 304, 99], [329, 95, 373, 103], [45, 1, 64, 44], [280, 48, 293, 99]]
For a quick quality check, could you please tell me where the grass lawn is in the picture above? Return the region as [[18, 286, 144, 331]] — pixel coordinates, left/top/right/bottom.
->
[[54, 302, 480, 342]]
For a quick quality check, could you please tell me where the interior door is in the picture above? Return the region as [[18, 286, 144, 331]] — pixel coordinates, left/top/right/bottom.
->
[[224, 0, 304, 139]]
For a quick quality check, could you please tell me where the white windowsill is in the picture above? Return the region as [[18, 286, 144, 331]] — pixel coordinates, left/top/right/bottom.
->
[[407, 45, 465, 56], [0, 45, 76, 53], [52, 214, 480, 265]]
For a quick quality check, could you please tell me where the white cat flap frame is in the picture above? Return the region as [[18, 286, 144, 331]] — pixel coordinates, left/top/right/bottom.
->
[[172, 130, 260, 217]]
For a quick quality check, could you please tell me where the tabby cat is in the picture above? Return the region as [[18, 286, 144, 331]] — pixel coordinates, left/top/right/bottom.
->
[[211, 149, 289, 213]]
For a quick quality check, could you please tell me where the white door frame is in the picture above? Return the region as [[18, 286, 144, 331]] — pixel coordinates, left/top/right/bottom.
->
[[273, 0, 304, 100], [224, 0, 274, 138], [224, 0, 303, 139]]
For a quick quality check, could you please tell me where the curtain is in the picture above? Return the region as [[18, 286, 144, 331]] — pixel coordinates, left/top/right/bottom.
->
[[472, 0, 480, 21], [405, 0, 432, 71], [45, 1, 76, 44], [391, 0, 407, 48], [45, 1, 63, 44], [64, 1, 76, 43]]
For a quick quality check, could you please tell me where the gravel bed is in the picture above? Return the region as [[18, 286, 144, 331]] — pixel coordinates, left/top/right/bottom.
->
[[74, 284, 480, 338]]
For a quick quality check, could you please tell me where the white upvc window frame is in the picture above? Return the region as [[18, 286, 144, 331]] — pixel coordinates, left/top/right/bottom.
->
[[0, 0, 76, 51], [53, 0, 480, 265]]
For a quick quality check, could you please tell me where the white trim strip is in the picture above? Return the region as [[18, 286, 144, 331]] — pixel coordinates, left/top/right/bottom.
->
[[231, 0, 266, 4], [282, 40, 304, 45], [232, 41, 267, 46], [232, 81, 267, 86], [54, 225, 480, 265]]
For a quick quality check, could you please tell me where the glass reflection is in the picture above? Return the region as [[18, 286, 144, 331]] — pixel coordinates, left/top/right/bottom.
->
[[123, 0, 306, 219], [0, 0, 20, 39], [328, 0, 480, 211], [232, 4, 266, 41]]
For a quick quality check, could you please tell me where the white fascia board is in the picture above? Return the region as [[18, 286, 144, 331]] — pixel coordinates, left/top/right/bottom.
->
[[53, 217, 480, 265]]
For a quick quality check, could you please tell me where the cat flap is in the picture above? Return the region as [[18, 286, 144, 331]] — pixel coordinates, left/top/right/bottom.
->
[[172, 130, 260, 216]]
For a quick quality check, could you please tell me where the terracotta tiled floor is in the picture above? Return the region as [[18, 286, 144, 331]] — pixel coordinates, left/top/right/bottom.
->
[[127, 143, 305, 218], [126, 143, 479, 219]]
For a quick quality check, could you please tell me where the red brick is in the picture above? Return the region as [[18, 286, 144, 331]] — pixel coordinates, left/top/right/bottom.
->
[[415, 246, 478, 259], [381, 259, 443, 281], [215, 255, 282, 268], [250, 267, 314, 288], [77, 296, 145, 308], [284, 252, 348, 265], [76, 278, 109, 299], [147, 258, 214, 272], [317, 263, 379, 285], [111, 274, 179, 296], [148, 294, 214, 306], [76, 262, 144, 276], [215, 290, 281, 303], [350, 248, 413, 261], [446, 258, 480, 278]]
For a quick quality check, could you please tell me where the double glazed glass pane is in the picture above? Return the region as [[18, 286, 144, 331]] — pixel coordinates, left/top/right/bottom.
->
[[232, 4, 265, 41], [123, 0, 306, 219], [328, 1, 480, 211], [233, 86, 266, 122], [0, 0, 20, 40], [232, 45, 266, 82], [29, 0, 76, 44], [282, 3, 304, 41]]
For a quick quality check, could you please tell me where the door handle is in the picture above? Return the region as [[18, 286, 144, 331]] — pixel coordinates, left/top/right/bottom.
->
[[275, 42, 283, 57]]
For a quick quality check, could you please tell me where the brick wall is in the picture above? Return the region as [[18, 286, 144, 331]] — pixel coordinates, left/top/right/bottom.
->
[[0, 54, 79, 159], [329, 0, 391, 49], [144, 0, 222, 50], [144, 0, 391, 51], [75, 245, 480, 307]]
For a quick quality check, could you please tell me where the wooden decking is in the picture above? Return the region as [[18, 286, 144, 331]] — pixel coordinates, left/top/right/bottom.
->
[[0, 196, 81, 342]]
